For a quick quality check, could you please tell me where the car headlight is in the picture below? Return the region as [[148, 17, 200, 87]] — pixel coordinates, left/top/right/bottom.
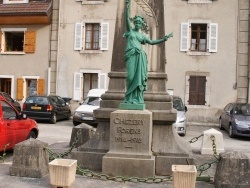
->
[[235, 119, 247, 127], [74, 111, 82, 116], [177, 115, 186, 123]]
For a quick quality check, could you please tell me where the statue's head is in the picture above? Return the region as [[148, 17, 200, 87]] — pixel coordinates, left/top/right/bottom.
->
[[133, 15, 146, 30]]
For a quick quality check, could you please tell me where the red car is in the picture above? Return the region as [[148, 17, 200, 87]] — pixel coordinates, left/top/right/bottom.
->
[[0, 96, 39, 152]]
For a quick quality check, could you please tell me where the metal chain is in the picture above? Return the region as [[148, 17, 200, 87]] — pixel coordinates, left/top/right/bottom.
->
[[196, 134, 220, 176], [189, 133, 204, 143], [76, 166, 172, 183], [44, 129, 82, 160]]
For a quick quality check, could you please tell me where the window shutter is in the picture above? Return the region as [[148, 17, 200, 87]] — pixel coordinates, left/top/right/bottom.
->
[[0, 31, 2, 52], [98, 73, 107, 89], [180, 23, 189, 52], [17, 78, 23, 100], [100, 22, 109, 50], [73, 73, 82, 100], [74, 22, 83, 51], [37, 79, 44, 96], [24, 31, 36, 53], [209, 23, 218, 52]]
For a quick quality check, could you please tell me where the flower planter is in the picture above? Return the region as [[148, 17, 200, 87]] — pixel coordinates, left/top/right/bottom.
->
[[49, 159, 77, 187], [172, 165, 197, 188]]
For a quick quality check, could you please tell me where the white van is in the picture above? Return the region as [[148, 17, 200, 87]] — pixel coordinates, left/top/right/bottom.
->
[[72, 89, 107, 126]]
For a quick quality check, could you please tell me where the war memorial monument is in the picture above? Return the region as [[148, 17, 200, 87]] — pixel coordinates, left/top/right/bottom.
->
[[71, 0, 194, 177]]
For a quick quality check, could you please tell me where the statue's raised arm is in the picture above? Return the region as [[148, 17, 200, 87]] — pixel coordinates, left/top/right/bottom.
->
[[125, 0, 131, 32]]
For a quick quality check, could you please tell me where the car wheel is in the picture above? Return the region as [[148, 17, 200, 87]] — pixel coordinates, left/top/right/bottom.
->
[[229, 124, 235, 138], [50, 114, 57, 124], [27, 131, 36, 139], [73, 120, 80, 126], [219, 118, 224, 130]]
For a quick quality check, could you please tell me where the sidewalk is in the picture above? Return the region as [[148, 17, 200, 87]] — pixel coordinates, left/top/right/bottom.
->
[[0, 162, 215, 188]]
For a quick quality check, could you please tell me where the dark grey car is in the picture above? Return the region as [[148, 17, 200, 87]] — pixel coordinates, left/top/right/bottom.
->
[[22, 95, 71, 124], [219, 103, 250, 138]]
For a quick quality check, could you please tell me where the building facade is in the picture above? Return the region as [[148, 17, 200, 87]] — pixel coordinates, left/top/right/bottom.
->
[[0, 0, 53, 103], [56, 0, 117, 107], [164, 0, 249, 123]]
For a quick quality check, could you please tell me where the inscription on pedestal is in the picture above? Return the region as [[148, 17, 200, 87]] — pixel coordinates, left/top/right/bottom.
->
[[109, 110, 152, 156]]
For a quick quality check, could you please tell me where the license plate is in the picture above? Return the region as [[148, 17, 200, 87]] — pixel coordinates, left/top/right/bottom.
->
[[31, 106, 41, 110], [82, 117, 93, 120]]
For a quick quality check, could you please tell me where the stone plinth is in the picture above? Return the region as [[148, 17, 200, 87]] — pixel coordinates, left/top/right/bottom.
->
[[102, 110, 155, 178], [69, 124, 96, 148], [9, 139, 49, 178], [214, 151, 250, 188], [201, 128, 225, 155]]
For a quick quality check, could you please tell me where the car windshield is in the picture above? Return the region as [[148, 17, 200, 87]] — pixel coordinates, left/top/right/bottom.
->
[[83, 97, 100, 106], [173, 97, 185, 111], [25, 96, 49, 105], [234, 104, 250, 116]]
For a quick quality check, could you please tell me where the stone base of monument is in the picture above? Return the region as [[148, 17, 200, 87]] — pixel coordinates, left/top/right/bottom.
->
[[102, 109, 155, 178], [103, 153, 155, 178], [9, 139, 49, 178]]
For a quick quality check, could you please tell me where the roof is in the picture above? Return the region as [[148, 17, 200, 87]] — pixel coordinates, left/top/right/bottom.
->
[[0, 0, 52, 16]]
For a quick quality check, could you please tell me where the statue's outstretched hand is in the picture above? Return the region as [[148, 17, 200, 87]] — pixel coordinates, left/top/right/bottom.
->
[[164, 32, 173, 41]]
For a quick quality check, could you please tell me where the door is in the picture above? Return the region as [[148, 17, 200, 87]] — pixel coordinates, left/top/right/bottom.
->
[[0, 101, 17, 150], [82, 73, 98, 99], [189, 76, 206, 105]]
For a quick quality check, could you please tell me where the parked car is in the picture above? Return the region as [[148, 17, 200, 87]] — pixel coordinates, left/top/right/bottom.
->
[[0, 95, 38, 152], [172, 96, 187, 136], [22, 95, 71, 124], [73, 89, 107, 126], [219, 102, 250, 138], [0, 92, 21, 112]]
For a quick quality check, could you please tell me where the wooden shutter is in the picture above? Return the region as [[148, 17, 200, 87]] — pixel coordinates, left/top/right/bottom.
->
[[100, 22, 109, 50], [37, 79, 44, 96], [73, 73, 81, 100], [180, 23, 189, 51], [209, 23, 218, 52], [17, 78, 23, 100], [74, 22, 83, 50], [189, 76, 206, 105], [24, 31, 36, 53], [98, 73, 107, 89]]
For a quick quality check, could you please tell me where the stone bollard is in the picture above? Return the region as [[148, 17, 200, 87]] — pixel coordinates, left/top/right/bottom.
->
[[69, 123, 96, 148], [9, 138, 49, 178], [214, 151, 250, 188], [201, 128, 225, 155]]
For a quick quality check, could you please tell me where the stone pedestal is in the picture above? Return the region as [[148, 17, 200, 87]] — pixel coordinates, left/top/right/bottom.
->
[[201, 128, 225, 155], [102, 110, 155, 178], [214, 151, 250, 188], [9, 139, 49, 178]]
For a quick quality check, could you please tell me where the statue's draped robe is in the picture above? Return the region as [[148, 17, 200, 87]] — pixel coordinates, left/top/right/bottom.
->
[[123, 29, 148, 104]]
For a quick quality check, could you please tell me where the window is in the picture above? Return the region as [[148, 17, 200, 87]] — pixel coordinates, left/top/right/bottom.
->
[[3, 0, 29, 4], [76, 0, 106, 4], [1, 101, 17, 120], [0, 28, 36, 54], [85, 23, 100, 50], [74, 22, 109, 52], [190, 24, 207, 52], [73, 72, 107, 100], [188, 76, 206, 105], [187, 0, 213, 3], [180, 22, 218, 53]]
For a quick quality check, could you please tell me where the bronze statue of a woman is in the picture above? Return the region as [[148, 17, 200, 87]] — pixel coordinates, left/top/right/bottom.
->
[[120, 0, 173, 110]]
